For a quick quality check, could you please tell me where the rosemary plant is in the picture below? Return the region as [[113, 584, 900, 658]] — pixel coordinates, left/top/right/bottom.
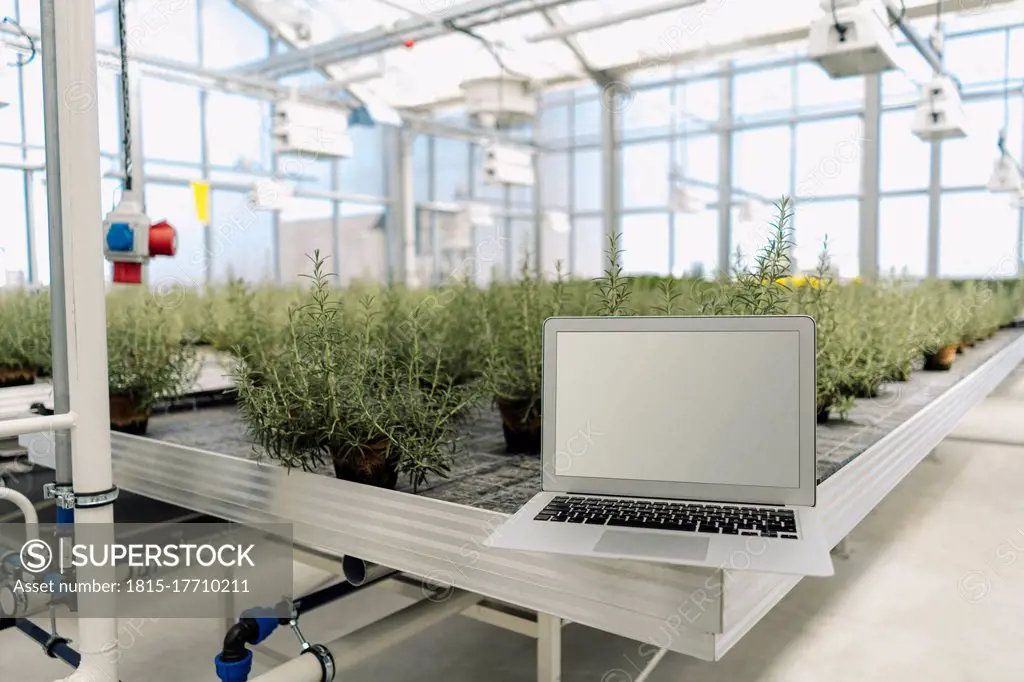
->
[[232, 252, 474, 489], [0, 288, 51, 384], [480, 260, 566, 454], [106, 291, 200, 431], [700, 197, 794, 316], [594, 232, 633, 316]]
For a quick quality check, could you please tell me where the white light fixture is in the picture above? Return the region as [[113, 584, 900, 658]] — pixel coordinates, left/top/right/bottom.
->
[[911, 74, 967, 141], [545, 210, 570, 234], [670, 185, 705, 214], [1011, 188, 1024, 209], [273, 99, 354, 158], [461, 76, 536, 130], [483, 144, 535, 187], [808, 0, 901, 78], [249, 179, 294, 211], [988, 147, 1022, 194]]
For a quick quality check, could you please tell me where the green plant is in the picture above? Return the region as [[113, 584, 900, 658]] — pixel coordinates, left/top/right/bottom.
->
[[594, 232, 633, 316], [391, 277, 487, 391], [918, 280, 967, 354], [699, 197, 794, 316], [106, 291, 200, 411], [0, 288, 52, 382], [232, 253, 475, 488], [213, 279, 295, 381], [793, 241, 854, 420], [480, 261, 566, 453]]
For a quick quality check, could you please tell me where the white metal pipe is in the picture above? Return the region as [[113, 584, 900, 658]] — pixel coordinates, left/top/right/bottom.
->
[[248, 590, 483, 682], [341, 556, 395, 586], [45, 0, 120, 680], [526, 0, 705, 42], [248, 652, 324, 682], [0, 412, 76, 439], [0, 487, 39, 540]]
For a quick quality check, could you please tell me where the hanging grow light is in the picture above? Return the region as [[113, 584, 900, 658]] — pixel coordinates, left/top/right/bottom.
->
[[911, 74, 967, 141], [671, 186, 705, 214], [987, 132, 1022, 194], [808, 0, 901, 78]]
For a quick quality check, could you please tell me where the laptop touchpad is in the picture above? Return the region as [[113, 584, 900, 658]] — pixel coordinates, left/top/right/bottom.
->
[[593, 531, 710, 561]]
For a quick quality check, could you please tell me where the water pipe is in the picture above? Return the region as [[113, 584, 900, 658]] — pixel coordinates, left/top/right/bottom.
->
[[41, 0, 122, 677], [215, 607, 288, 682], [0, 487, 39, 540], [245, 589, 483, 682]]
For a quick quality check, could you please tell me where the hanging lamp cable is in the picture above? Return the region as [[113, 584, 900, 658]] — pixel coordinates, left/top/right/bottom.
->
[[830, 0, 847, 42], [117, 0, 133, 191]]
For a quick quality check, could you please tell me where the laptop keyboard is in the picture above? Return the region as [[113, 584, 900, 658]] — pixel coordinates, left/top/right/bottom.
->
[[534, 496, 799, 538]]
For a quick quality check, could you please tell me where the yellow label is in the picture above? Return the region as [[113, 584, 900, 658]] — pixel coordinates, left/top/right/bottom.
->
[[191, 181, 210, 224]]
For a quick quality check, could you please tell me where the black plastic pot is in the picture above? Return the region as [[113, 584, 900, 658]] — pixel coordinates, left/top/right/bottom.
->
[[332, 441, 399, 489], [109, 393, 151, 435], [0, 367, 35, 389], [816, 407, 830, 424], [496, 397, 542, 455]]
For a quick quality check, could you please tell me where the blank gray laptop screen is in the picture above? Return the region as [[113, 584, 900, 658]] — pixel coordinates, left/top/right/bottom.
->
[[553, 330, 801, 489]]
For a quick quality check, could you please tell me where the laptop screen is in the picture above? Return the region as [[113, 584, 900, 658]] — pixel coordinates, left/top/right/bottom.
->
[[553, 329, 802, 489]]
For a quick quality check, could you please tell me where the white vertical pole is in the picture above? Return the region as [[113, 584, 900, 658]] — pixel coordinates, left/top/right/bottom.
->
[[537, 613, 562, 682], [859, 74, 881, 281], [398, 128, 419, 287], [43, 0, 120, 679]]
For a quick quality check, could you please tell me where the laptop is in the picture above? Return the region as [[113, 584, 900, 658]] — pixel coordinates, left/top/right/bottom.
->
[[485, 315, 834, 577]]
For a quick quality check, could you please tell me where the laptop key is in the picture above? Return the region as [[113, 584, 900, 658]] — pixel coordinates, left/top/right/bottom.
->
[[780, 533, 798, 539]]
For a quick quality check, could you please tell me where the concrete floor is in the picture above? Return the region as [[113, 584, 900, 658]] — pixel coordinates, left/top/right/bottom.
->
[[4, 367, 1024, 682]]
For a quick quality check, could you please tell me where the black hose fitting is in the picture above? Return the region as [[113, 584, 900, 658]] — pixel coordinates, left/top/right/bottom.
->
[[219, 619, 261, 663]]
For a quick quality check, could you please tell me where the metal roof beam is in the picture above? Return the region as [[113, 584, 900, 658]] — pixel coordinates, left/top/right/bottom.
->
[[233, 0, 581, 80], [544, 0, 1017, 90], [538, 6, 610, 86]]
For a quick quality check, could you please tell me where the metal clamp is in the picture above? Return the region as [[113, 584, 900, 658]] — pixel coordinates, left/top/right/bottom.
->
[[304, 643, 335, 682], [287, 606, 311, 653], [43, 484, 119, 510]]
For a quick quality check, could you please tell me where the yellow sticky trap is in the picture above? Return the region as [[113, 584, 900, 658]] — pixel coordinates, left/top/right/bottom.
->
[[191, 181, 210, 224]]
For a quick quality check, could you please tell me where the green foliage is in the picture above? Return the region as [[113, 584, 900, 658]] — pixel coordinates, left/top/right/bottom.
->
[[231, 252, 476, 489], [106, 291, 200, 410], [480, 261, 565, 417], [0, 288, 51, 375], [700, 198, 794, 316], [594, 232, 633, 316], [794, 241, 851, 418]]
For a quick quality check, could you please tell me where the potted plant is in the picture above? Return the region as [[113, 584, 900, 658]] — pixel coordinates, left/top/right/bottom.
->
[[919, 282, 964, 372], [387, 278, 487, 394], [0, 288, 52, 386], [793, 241, 855, 423], [481, 261, 568, 455], [233, 253, 475, 489], [106, 292, 200, 434]]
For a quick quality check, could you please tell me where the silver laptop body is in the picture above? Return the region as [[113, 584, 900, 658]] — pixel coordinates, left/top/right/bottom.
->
[[486, 315, 834, 577]]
